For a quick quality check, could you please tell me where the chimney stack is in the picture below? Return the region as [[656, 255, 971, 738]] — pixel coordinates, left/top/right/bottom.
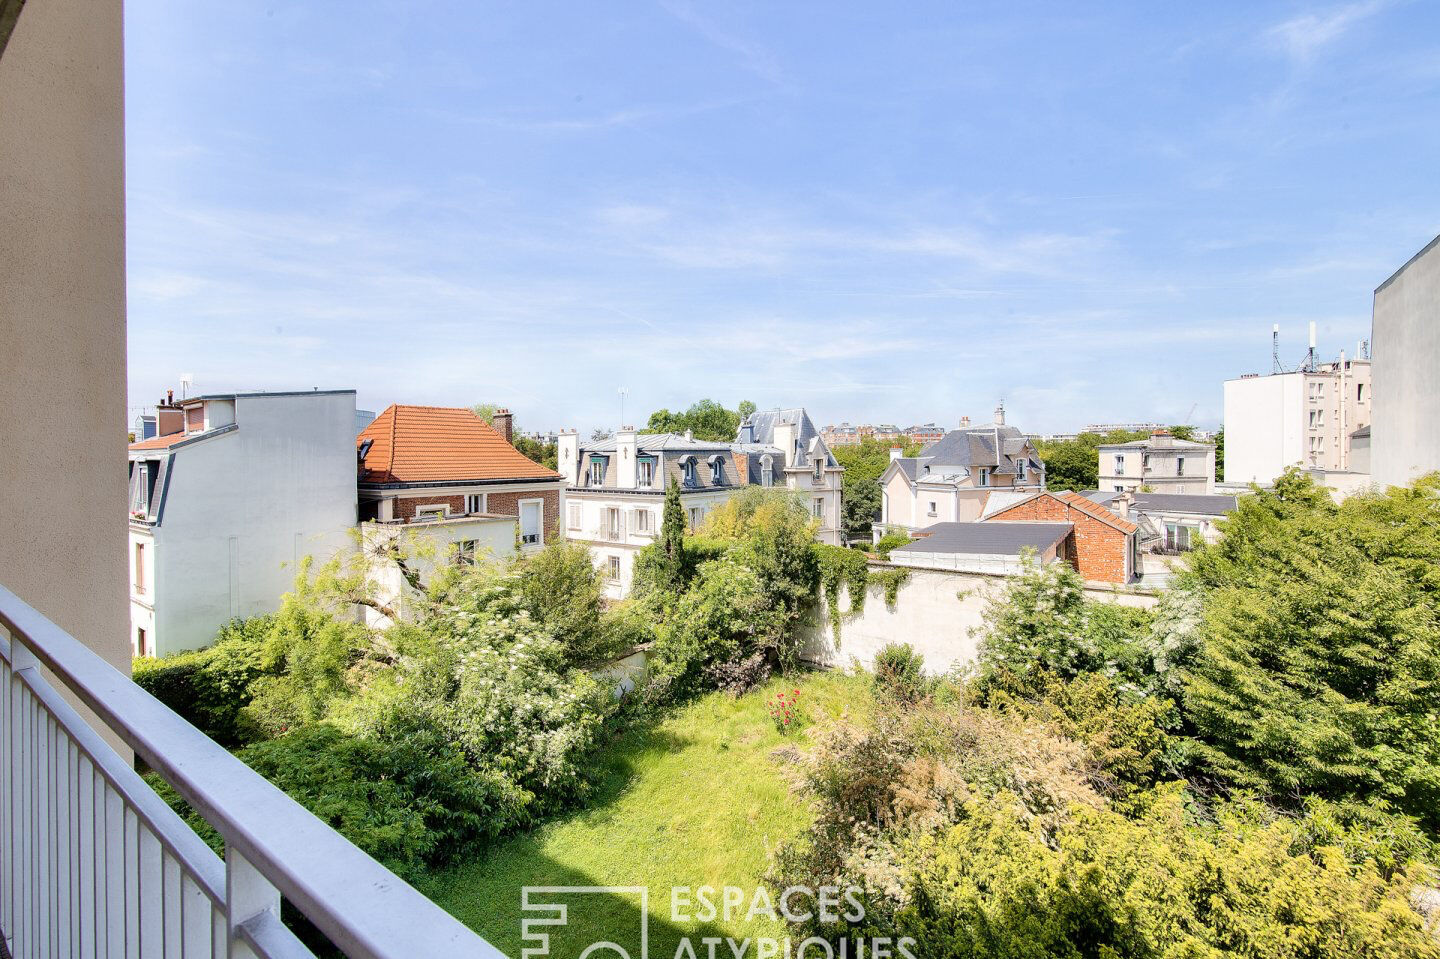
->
[[889, 446, 903, 462], [683, 429, 693, 442], [993, 401, 1006, 426], [1115, 488, 1135, 519], [492, 408, 514, 443], [959, 415, 971, 428]]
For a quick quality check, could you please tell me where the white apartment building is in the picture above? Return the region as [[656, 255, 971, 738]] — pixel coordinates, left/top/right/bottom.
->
[[559, 408, 843, 598], [880, 405, 1045, 536], [1223, 353, 1372, 486], [127, 390, 359, 657], [1098, 429, 1215, 494], [1371, 234, 1440, 489]]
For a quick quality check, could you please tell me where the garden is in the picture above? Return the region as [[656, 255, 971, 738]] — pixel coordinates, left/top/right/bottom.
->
[[138, 472, 1440, 957]]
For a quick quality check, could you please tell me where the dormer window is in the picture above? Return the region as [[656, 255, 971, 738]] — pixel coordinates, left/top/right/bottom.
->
[[638, 458, 655, 487], [978, 467, 990, 487], [1015, 459, 1027, 482], [589, 458, 605, 485], [761, 455, 774, 487], [681, 456, 697, 486], [813, 459, 823, 482], [710, 457, 724, 484]]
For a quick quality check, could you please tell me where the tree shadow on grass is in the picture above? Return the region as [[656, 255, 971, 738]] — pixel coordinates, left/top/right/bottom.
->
[[433, 850, 735, 959]]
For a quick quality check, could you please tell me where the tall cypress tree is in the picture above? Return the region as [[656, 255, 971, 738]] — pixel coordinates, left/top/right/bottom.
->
[[658, 478, 687, 592]]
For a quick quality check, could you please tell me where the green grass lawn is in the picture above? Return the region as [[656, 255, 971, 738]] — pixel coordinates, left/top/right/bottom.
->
[[418, 671, 870, 958]]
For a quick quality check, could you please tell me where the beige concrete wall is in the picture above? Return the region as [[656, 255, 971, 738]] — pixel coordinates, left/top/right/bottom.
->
[[0, 0, 130, 685], [802, 564, 1160, 675]]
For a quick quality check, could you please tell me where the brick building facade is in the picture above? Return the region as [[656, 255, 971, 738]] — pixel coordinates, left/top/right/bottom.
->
[[987, 490, 1139, 584]]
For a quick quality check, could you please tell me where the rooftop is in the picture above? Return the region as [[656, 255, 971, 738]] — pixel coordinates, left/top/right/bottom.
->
[[897, 521, 1073, 556], [358, 404, 560, 485]]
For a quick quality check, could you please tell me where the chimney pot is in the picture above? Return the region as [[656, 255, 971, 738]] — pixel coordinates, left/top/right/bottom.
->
[[959, 415, 971, 428]]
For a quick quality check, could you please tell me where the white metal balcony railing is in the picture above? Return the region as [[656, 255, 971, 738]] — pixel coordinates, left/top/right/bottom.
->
[[0, 583, 505, 959]]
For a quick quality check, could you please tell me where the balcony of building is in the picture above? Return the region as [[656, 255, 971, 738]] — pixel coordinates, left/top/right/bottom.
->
[[0, 583, 506, 959]]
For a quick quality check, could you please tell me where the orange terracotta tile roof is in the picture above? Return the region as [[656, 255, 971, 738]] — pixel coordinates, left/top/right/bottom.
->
[[358, 405, 561, 485], [128, 432, 191, 451], [1054, 490, 1140, 534]]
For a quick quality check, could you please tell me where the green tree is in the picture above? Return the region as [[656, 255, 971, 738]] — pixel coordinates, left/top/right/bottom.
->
[[656, 478, 687, 593], [1214, 429, 1225, 482], [737, 400, 757, 420], [1183, 470, 1440, 830], [642, 399, 745, 442], [470, 403, 497, 423], [831, 438, 922, 538]]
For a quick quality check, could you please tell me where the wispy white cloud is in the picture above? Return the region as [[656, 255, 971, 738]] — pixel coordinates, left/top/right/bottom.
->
[[1266, 0, 1390, 63], [658, 0, 791, 88]]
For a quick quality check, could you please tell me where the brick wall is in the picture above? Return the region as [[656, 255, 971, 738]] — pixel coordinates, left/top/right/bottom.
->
[[395, 487, 562, 537], [988, 496, 1133, 584]]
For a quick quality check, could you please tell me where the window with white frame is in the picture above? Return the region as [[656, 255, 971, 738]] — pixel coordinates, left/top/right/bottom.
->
[[813, 459, 823, 482], [813, 497, 825, 520], [134, 542, 145, 594], [589, 459, 605, 485], [1309, 435, 1325, 455], [688, 506, 703, 529], [568, 503, 581, 529], [711, 458, 724, 484], [607, 507, 623, 540], [455, 539, 478, 565], [978, 468, 990, 487], [638, 458, 655, 487], [416, 504, 448, 521], [1113, 454, 1125, 474], [606, 555, 622, 582], [682, 458, 697, 485], [1016, 459, 1027, 482], [465, 493, 485, 514], [761, 455, 774, 487], [1309, 409, 1324, 428], [520, 500, 543, 545], [634, 508, 652, 533], [927, 500, 937, 516], [1141, 453, 1150, 472], [1310, 381, 1325, 399]]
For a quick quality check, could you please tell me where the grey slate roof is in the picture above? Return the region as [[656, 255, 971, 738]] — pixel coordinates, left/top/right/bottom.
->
[[1078, 489, 1237, 517], [735, 408, 838, 468], [1131, 492, 1238, 516], [895, 521, 1073, 556], [894, 425, 1041, 482]]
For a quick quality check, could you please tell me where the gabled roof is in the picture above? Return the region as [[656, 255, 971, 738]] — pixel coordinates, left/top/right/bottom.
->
[[988, 490, 1140, 535], [358, 405, 560, 485]]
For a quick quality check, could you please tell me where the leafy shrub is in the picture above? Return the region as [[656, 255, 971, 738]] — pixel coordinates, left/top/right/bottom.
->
[[973, 557, 1156, 698], [705, 651, 772, 696], [883, 787, 1440, 959], [132, 615, 272, 746], [873, 533, 913, 560], [872, 642, 929, 703], [1183, 471, 1440, 830], [514, 539, 623, 667]]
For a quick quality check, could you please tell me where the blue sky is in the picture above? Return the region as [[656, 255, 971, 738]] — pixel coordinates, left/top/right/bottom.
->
[[125, 0, 1440, 433]]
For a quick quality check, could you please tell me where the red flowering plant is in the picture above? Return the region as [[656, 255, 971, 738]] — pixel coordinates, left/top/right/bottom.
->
[[768, 688, 803, 734]]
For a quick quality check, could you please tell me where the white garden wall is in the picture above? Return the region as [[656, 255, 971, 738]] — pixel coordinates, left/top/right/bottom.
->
[[801, 563, 1160, 676]]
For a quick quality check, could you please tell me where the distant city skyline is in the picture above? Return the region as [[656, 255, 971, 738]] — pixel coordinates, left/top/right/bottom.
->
[[126, 1, 1440, 433]]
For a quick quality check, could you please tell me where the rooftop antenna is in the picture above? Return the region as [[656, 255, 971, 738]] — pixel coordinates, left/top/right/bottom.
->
[[179, 373, 193, 399], [1307, 322, 1317, 373], [618, 386, 629, 429], [1271, 325, 1284, 374]]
